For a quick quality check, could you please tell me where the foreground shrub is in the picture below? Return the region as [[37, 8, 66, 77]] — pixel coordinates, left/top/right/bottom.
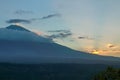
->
[[93, 66, 120, 80]]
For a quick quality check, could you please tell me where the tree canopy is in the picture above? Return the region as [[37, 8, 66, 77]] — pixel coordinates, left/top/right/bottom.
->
[[93, 66, 120, 80]]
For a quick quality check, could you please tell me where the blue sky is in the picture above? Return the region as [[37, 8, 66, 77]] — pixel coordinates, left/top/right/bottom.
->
[[0, 0, 120, 57]]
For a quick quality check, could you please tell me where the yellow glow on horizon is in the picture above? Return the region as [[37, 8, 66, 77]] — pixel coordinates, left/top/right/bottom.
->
[[92, 50, 100, 54]]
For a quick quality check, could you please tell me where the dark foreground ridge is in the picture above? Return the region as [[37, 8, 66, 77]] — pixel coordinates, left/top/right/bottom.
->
[[0, 63, 120, 80]]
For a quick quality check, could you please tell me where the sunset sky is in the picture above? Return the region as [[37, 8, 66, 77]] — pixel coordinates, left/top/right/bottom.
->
[[0, 0, 120, 57]]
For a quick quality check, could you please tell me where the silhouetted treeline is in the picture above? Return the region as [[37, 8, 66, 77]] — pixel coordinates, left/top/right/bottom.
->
[[0, 63, 120, 80], [93, 66, 120, 80]]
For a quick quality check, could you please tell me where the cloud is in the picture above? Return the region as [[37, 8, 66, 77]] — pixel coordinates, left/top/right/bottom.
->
[[49, 33, 72, 39], [48, 30, 70, 33], [78, 36, 86, 39], [31, 13, 61, 21], [47, 30, 72, 39], [6, 19, 31, 24], [41, 13, 61, 19], [14, 10, 33, 15], [78, 36, 94, 40], [6, 13, 60, 24], [107, 44, 116, 48]]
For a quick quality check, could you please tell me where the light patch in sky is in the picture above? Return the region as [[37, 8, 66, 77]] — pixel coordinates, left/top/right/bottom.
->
[[53, 0, 120, 57]]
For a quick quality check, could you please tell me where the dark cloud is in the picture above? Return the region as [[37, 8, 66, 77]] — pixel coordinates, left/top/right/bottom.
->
[[49, 33, 72, 39], [41, 14, 61, 19], [31, 13, 61, 21], [48, 30, 70, 33], [6, 19, 31, 24], [78, 37, 86, 39], [6, 13, 60, 24], [47, 30, 72, 39], [15, 10, 33, 15], [78, 36, 94, 40], [107, 44, 116, 48], [109, 45, 115, 48]]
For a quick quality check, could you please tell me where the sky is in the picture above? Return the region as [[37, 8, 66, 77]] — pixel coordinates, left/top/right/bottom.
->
[[0, 0, 120, 57]]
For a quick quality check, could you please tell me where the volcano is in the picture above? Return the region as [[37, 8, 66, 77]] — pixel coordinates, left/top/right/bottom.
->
[[6, 24, 30, 32], [0, 25, 119, 64]]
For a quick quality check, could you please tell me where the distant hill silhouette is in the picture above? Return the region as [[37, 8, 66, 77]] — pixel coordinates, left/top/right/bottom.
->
[[0, 25, 119, 64]]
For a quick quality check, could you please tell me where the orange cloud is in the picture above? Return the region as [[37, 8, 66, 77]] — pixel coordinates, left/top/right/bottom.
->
[[107, 43, 115, 48]]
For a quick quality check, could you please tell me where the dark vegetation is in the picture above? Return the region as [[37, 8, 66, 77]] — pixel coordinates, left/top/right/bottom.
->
[[93, 66, 120, 80], [0, 63, 119, 80]]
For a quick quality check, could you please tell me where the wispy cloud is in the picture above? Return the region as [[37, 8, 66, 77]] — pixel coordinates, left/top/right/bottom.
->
[[41, 13, 61, 19], [78, 36, 94, 40], [31, 13, 61, 21], [47, 30, 72, 39], [14, 10, 33, 15], [107, 43, 116, 48], [6, 13, 61, 24], [48, 30, 70, 33], [6, 19, 31, 24]]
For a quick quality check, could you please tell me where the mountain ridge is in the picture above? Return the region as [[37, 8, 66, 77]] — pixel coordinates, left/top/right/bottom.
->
[[0, 25, 119, 64], [6, 24, 30, 32], [0, 25, 52, 43]]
